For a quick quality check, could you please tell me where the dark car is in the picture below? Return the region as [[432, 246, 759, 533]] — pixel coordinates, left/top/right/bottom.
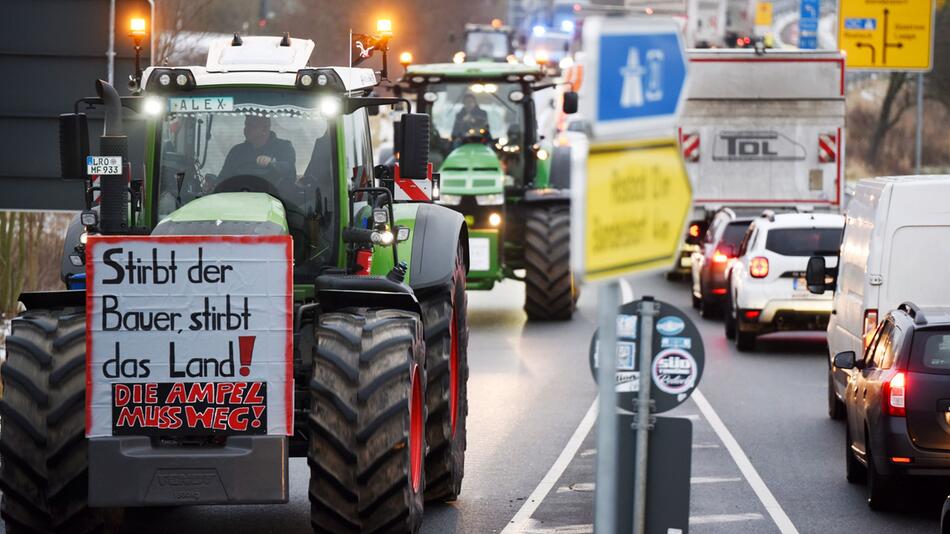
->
[[690, 210, 753, 317], [834, 302, 950, 509]]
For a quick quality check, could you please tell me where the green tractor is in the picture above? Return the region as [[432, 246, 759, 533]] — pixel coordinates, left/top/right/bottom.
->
[[398, 62, 579, 320], [2, 35, 469, 533]]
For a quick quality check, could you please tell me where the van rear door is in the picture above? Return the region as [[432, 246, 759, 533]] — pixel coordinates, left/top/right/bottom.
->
[[906, 329, 950, 452]]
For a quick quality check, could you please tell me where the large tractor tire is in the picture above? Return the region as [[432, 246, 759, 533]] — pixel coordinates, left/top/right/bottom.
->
[[0, 308, 102, 534], [309, 309, 427, 534], [419, 246, 469, 502], [524, 204, 575, 321]]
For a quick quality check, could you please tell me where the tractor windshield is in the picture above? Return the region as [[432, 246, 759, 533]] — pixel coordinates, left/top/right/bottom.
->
[[423, 81, 526, 180], [155, 88, 340, 268]]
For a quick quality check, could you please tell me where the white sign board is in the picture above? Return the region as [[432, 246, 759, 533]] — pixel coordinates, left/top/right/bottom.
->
[[85, 235, 293, 438], [86, 156, 123, 176]]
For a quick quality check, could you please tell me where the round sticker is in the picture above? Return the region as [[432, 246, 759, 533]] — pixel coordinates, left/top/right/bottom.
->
[[656, 316, 685, 336], [652, 349, 698, 395]]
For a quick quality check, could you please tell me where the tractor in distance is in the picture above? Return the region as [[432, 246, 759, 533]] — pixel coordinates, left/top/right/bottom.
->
[[397, 61, 579, 320], [2, 32, 469, 534]]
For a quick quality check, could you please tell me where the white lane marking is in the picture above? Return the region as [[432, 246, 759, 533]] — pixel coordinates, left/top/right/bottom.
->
[[692, 389, 799, 534], [619, 278, 634, 304], [502, 399, 598, 534], [692, 443, 720, 449], [690, 476, 742, 484], [556, 482, 595, 493], [690, 513, 764, 525], [579, 448, 596, 457], [521, 521, 594, 534]]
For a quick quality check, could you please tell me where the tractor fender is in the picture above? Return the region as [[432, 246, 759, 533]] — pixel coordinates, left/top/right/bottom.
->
[[60, 212, 86, 284], [315, 274, 422, 316], [408, 203, 469, 292]]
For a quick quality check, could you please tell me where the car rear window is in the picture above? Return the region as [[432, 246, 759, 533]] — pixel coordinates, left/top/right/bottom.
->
[[764, 228, 842, 256], [721, 221, 751, 247], [909, 331, 950, 374]]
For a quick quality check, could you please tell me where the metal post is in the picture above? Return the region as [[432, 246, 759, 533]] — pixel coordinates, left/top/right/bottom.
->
[[107, 0, 116, 86], [633, 296, 658, 534], [915, 72, 924, 175], [594, 281, 620, 534]]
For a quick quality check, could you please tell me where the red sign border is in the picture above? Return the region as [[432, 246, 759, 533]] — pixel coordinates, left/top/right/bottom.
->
[[84, 234, 294, 436]]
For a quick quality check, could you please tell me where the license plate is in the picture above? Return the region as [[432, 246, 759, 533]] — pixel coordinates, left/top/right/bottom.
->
[[792, 277, 809, 296], [86, 156, 122, 176], [469, 237, 491, 271]]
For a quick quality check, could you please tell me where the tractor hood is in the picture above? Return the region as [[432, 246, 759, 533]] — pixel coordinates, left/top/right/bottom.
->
[[152, 192, 288, 235], [439, 143, 504, 196]]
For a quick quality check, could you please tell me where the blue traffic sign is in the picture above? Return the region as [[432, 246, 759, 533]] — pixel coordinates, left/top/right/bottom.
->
[[799, 0, 820, 49], [581, 17, 689, 140], [597, 32, 687, 124]]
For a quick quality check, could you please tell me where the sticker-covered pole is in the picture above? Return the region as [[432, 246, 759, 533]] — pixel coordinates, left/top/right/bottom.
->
[[594, 280, 619, 534], [633, 296, 658, 533]]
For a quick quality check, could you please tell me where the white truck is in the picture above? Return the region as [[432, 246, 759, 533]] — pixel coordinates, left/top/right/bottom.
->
[[687, 0, 727, 48], [671, 49, 846, 275]]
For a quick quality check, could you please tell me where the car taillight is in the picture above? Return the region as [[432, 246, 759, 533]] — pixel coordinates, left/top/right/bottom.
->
[[863, 309, 878, 348], [882, 371, 906, 417], [749, 256, 769, 278], [712, 248, 730, 264]]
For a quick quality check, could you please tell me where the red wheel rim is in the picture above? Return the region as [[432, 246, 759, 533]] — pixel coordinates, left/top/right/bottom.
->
[[449, 298, 459, 437], [409, 364, 423, 492]]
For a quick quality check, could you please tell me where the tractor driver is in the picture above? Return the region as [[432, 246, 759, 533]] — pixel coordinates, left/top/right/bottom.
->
[[451, 93, 490, 144], [218, 115, 297, 187]]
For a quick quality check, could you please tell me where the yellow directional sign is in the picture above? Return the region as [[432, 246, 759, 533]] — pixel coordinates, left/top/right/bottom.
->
[[838, 0, 935, 71], [578, 138, 692, 281], [755, 2, 774, 26]]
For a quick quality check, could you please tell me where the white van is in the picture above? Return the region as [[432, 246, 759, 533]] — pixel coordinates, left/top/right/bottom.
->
[[808, 176, 950, 419]]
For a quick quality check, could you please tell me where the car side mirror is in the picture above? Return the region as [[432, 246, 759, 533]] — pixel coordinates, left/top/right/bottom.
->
[[806, 256, 828, 294], [833, 351, 856, 370], [562, 91, 579, 114], [59, 113, 89, 180], [399, 113, 430, 180]]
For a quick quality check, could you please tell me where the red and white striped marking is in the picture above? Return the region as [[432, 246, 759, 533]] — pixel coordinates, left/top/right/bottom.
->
[[818, 133, 836, 163], [681, 131, 700, 163], [393, 163, 433, 202]]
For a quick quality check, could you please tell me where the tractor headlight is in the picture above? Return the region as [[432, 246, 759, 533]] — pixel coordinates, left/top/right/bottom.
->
[[80, 210, 98, 227], [396, 226, 411, 242], [79, 232, 88, 245], [319, 96, 341, 116], [143, 96, 164, 115], [378, 231, 394, 246], [372, 208, 388, 225], [537, 148, 549, 161], [475, 193, 504, 206], [437, 194, 462, 206], [488, 213, 502, 227]]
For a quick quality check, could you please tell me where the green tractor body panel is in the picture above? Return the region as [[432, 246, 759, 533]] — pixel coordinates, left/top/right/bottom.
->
[[464, 228, 502, 289], [406, 62, 542, 79], [157, 192, 289, 232], [440, 143, 504, 196]]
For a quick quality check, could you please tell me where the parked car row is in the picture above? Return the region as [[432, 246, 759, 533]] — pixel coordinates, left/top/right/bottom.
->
[[684, 176, 950, 515]]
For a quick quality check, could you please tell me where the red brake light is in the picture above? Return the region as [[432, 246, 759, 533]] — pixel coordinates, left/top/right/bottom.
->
[[712, 249, 730, 264], [744, 36, 752, 44], [744, 310, 761, 320], [736, 38, 744, 46], [883, 371, 906, 417], [749, 256, 769, 278]]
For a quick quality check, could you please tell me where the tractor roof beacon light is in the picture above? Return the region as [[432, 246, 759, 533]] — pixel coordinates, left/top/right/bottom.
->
[[128, 17, 148, 93], [375, 19, 393, 80], [399, 51, 413, 73]]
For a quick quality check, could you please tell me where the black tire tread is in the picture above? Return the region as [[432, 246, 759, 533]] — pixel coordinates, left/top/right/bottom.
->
[[0, 308, 101, 534], [524, 204, 574, 321], [309, 309, 426, 534]]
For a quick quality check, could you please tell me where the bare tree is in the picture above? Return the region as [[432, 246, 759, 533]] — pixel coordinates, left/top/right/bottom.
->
[[866, 72, 915, 167]]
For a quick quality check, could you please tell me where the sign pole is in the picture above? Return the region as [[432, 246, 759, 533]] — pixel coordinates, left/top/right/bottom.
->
[[915, 72, 924, 175], [594, 281, 620, 534], [633, 296, 658, 533]]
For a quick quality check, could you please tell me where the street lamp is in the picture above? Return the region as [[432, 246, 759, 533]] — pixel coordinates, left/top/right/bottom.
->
[[129, 17, 148, 92]]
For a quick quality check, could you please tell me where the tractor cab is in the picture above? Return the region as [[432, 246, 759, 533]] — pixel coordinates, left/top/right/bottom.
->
[[462, 22, 515, 62]]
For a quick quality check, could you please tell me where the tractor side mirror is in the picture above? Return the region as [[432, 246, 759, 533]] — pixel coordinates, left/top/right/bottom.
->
[[562, 91, 579, 114], [367, 105, 380, 116], [806, 256, 829, 294], [59, 113, 89, 180], [399, 113, 430, 180], [833, 351, 856, 370]]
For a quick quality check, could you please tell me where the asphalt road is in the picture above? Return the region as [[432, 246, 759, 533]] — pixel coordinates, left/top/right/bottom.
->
[[2, 275, 946, 533]]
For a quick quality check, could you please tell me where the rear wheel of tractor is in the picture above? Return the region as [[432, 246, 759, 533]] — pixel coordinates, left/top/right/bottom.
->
[[419, 247, 469, 502], [309, 309, 427, 534], [524, 204, 574, 321], [0, 308, 103, 534]]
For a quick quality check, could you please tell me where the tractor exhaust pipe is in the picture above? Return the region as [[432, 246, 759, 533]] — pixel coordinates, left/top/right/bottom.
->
[[95, 79, 128, 234]]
